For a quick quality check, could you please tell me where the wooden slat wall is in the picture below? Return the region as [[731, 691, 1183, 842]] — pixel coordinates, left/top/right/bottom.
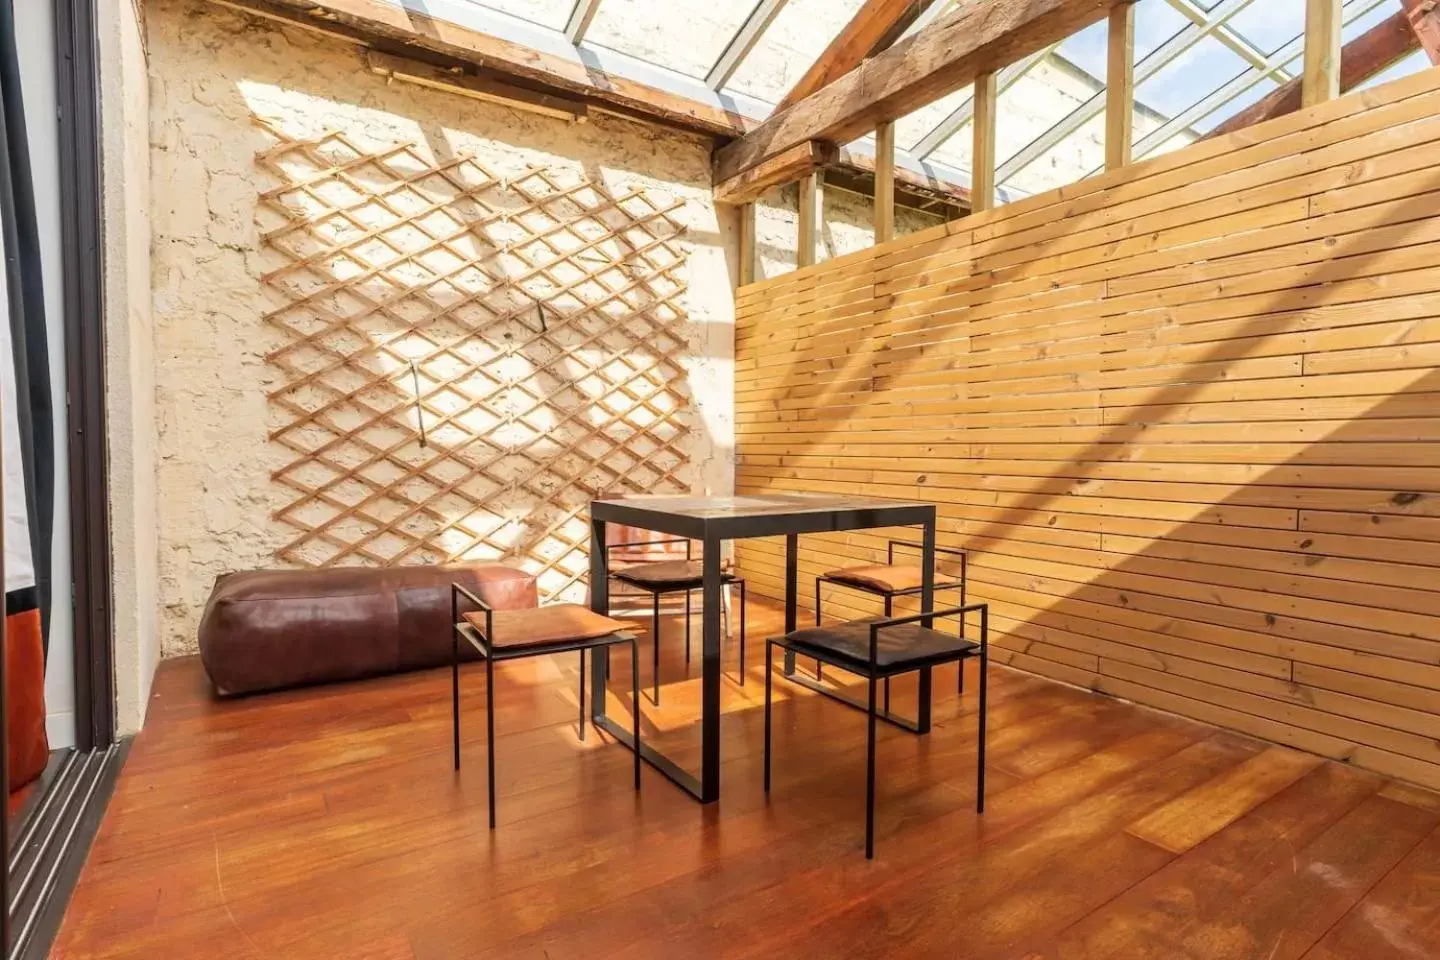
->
[[734, 67, 1440, 792]]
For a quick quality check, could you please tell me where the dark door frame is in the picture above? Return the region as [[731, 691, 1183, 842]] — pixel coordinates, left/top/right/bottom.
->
[[53, 0, 114, 753]]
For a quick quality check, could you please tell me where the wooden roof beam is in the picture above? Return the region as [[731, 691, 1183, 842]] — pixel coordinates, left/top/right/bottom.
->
[[714, 0, 1115, 184], [775, 0, 939, 113], [210, 0, 753, 138], [1205, 10, 1418, 139], [1402, 0, 1440, 63], [714, 141, 837, 204]]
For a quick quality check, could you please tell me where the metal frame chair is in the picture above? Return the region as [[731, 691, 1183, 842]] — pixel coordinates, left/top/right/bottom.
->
[[451, 583, 641, 829], [765, 603, 989, 859], [606, 538, 747, 704], [817, 540, 968, 699]]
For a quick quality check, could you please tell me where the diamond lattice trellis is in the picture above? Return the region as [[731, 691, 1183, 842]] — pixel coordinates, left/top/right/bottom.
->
[[255, 123, 693, 601]]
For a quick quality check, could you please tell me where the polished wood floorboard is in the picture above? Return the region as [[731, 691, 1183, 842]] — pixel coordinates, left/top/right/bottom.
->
[[53, 598, 1440, 959]]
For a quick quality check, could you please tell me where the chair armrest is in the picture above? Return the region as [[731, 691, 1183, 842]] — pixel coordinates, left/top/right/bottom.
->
[[451, 581, 493, 613], [887, 539, 968, 563], [867, 603, 989, 663]]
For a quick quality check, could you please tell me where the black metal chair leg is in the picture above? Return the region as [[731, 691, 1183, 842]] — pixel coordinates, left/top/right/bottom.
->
[[685, 589, 692, 664], [632, 638, 642, 791], [739, 580, 747, 686], [578, 652, 586, 742], [883, 596, 892, 715], [764, 641, 773, 793], [451, 609, 460, 772], [485, 652, 496, 830], [652, 591, 661, 706], [813, 579, 824, 681], [866, 672, 878, 860], [977, 618, 989, 814]]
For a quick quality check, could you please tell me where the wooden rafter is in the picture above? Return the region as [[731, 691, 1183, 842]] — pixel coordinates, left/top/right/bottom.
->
[[1402, 0, 1440, 63], [774, 0, 937, 113], [1205, 10, 1419, 139], [714, 0, 1115, 184], [1302, 0, 1343, 107]]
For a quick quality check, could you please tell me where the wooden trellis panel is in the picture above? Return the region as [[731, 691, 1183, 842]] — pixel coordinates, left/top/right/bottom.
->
[[254, 123, 692, 601]]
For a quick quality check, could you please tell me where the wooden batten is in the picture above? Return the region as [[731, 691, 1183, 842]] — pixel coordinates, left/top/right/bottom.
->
[[971, 70, 998, 213], [797, 172, 822, 268], [1105, 2, 1135, 170], [739, 202, 758, 287], [874, 121, 896, 243], [714, 141, 838, 206], [1303, 0, 1344, 107], [732, 66, 1440, 793]]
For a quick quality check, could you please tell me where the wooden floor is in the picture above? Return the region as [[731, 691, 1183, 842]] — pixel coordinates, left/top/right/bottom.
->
[[54, 597, 1440, 959]]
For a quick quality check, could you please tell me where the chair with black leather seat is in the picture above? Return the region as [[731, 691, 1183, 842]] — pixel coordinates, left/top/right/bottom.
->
[[764, 603, 989, 859], [607, 539, 747, 704], [818, 539, 968, 695], [451, 583, 641, 829]]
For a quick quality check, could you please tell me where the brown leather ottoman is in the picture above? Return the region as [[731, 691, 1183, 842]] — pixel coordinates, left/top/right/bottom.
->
[[198, 563, 538, 696]]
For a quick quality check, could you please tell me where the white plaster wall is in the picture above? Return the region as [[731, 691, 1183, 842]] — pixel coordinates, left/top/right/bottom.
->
[[146, 0, 752, 656], [101, 0, 158, 735], [754, 183, 942, 281]]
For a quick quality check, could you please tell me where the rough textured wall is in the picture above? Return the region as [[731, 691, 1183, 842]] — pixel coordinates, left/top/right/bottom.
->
[[102, 0, 157, 733], [754, 183, 942, 280], [145, 0, 909, 657]]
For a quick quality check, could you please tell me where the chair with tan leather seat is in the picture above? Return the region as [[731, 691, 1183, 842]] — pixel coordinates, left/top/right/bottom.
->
[[817, 540, 968, 699], [450, 584, 641, 829]]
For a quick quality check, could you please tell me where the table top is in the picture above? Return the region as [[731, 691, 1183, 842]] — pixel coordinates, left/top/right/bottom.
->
[[590, 493, 935, 539]]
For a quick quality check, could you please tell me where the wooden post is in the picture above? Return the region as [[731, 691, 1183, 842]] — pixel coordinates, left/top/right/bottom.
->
[[874, 120, 896, 244], [798, 172, 820, 267], [971, 70, 997, 213], [739, 202, 757, 286], [1303, 0, 1343, 107], [1106, 1, 1135, 170]]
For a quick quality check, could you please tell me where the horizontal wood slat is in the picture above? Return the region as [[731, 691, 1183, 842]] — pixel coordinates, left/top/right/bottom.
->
[[733, 67, 1440, 792]]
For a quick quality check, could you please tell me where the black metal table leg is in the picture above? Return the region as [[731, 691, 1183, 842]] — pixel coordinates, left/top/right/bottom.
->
[[589, 516, 610, 726], [699, 538, 723, 803], [783, 532, 799, 677]]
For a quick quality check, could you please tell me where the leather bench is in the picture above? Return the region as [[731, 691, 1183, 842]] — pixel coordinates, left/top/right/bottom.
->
[[198, 563, 538, 696]]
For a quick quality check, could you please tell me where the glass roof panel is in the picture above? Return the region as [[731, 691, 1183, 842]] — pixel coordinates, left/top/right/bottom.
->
[[996, 64, 1103, 170], [1056, 17, 1109, 79], [1194, 74, 1281, 132], [1226, 0, 1306, 56], [896, 86, 974, 153], [586, 0, 761, 79], [1134, 34, 1249, 117], [726, 0, 867, 105], [465, 0, 573, 31], [1134, 0, 1192, 62], [1344, 0, 1405, 40]]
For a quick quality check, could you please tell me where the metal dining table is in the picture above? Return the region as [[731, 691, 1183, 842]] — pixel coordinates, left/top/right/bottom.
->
[[587, 493, 938, 803]]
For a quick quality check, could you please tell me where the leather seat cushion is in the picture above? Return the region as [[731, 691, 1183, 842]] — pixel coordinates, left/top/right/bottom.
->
[[612, 558, 737, 587], [823, 563, 927, 593], [780, 619, 979, 670], [462, 604, 632, 649], [199, 562, 538, 696]]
